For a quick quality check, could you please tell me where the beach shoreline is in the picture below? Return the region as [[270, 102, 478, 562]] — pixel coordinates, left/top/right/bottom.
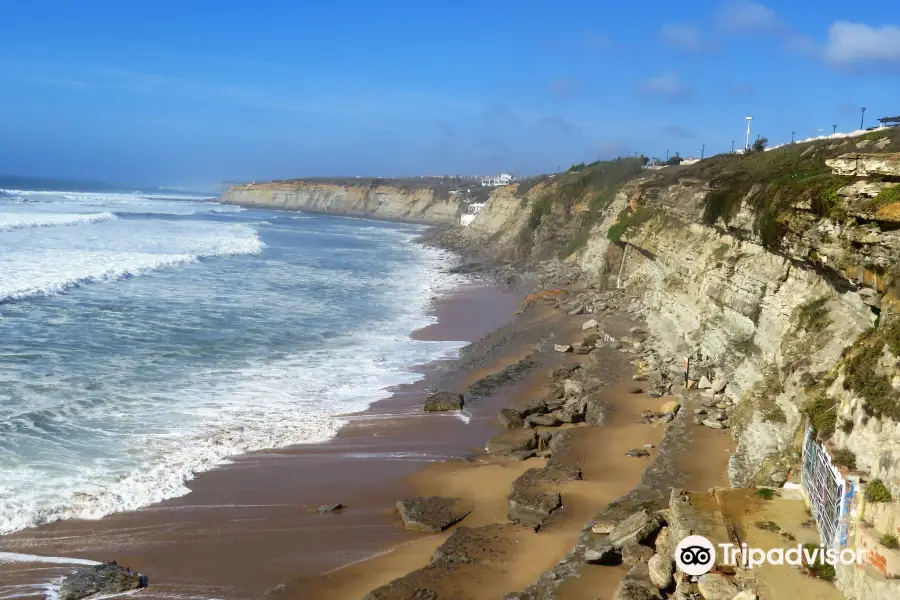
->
[[0, 274, 531, 600]]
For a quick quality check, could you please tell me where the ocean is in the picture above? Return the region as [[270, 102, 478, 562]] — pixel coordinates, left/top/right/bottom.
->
[[0, 189, 466, 536]]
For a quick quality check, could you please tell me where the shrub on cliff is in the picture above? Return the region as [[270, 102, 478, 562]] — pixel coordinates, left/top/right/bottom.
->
[[752, 137, 768, 153], [866, 479, 893, 503]]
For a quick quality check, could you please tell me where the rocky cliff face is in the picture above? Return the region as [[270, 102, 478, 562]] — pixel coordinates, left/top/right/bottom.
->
[[449, 132, 900, 491], [220, 180, 464, 225]]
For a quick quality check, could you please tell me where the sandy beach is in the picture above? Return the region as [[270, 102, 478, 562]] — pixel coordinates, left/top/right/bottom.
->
[[0, 281, 526, 599]]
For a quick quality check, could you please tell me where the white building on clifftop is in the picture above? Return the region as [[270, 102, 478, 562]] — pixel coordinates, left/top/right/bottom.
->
[[480, 173, 514, 187]]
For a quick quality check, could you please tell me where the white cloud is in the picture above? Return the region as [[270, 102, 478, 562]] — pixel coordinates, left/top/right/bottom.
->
[[660, 24, 706, 53], [715, 1, 781, 35], [825, 22, 900, 69], [637, 72, 693, 104]]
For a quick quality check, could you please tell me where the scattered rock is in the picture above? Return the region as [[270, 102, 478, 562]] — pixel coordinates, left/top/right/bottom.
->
[[526, 414, 563, 428], [498, 407, 525, 430], [711, 379, 727, 394], [622, 542, 655, 565], [554, 344, 573, 353], [697, 573, 738, 600], [396, 497, 472, 533], [659, 401, 679, 415], [423, 391, 464, 412], [731, 591, 759, 600], [629, 386, 643, 394], [626, 448, 651, 457], [694, 408, 707, 415], [585, 544, 621, 565], [573, 344, 592, 355], [563, 380, 584, 398], [517, 397, 549, 418], [702, 419, 726, 429], [510, 450, 537, 461], [568, 306, 585, 316], [582, 319, 599, 330], [592, 520, 616, 534], [646, 390, 663, 398], [317, 503, 344, 514], [697, 376, 712, 390], [611, 563, 663, 600], [59, 562, 147, 600], [486, 430, 538, 454], [655, 526, 670, 556], [648, 553, 674, 589], [609, 510, 665, 548], [770, 472, 787, 485], [633, 374, 648, 381]]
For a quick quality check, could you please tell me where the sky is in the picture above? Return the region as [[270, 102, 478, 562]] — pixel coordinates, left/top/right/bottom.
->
[[1, 0, 900, 188]]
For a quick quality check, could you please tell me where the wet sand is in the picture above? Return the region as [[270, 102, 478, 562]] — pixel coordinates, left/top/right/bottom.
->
[[0, 281, 526, 600]]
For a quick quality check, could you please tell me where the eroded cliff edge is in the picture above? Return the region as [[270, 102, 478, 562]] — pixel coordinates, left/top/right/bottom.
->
[[446, 129, 900, 492], [220, 178, 467, 225]]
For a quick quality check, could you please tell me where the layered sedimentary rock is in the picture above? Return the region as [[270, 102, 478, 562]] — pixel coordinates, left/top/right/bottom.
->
[[220, 180, 463, 225]]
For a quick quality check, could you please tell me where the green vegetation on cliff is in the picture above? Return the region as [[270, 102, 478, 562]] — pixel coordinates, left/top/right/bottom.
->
[[516, 157, 647, 258], [644, 127, 900, 251], [842, 320, 900, 421]]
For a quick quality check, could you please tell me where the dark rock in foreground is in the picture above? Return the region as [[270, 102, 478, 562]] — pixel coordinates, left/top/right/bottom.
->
[[423, 391, 464, 412], [396, 497, 472, 533], [317, 503, 344, 514], [59, 562, 147, 600], [486, 429, 538, 454]]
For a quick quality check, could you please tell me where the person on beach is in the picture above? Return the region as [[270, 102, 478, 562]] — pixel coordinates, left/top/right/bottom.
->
[[683, 355, 690, 389]]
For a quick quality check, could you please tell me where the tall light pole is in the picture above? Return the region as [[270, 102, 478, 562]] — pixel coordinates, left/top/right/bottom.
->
[[666, 149, 669, 160], [833, 124, 837, 135], [861, 107, 867, 130], [731, 140, 735, 153], [745, 116, 753, 150], [791, 131, 796, 144], [701, 144, 706, 159]]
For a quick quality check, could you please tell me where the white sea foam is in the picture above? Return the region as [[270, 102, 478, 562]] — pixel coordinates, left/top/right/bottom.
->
[[0, 553, 100, 566], [0, 212, 116, 231], [0, 214, 468, 535], [0, 221, 263, 303]]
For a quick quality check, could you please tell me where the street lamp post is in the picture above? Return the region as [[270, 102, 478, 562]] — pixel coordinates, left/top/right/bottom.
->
[[666, 150, 669, 161], [833, 124, 837, 135], [791, 131, 796, 144], [861, 107, 867, 130], [745, 116, 753, 150], [731, 140, 735, 153], [701, 144, 705, 159]]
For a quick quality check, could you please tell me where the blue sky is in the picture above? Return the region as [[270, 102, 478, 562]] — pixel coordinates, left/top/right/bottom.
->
[[1, 0, 899, 187]]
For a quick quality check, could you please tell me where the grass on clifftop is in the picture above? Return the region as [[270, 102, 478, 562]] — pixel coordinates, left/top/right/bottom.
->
[[645, 127, 900, 250]]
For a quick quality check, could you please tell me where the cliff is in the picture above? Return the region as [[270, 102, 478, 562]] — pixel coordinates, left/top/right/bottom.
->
[[219, 178, 468, 225], [446, 128, 900, 489], [442, 131, 900, 599]]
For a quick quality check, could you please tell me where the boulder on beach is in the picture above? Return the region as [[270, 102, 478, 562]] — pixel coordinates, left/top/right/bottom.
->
[[498, 407, 525, 429], [702, 419, 726, 429], [697, 573, 738, 600], [585, 544, 620, 565], [396, 497, 473, 533], [621, 542, 655, 565], [647, 553, 674, 589], [486, 429, 538, 454], [659, 401, 679, 415], [582, 319, 599, 330], [608, 509, 665, 548], [59, 562, 147, 600], [697, 376, 712, 390], [554, 344, 573, 353], [423, 391, 464, 412], [317, 503, 344, 514], [626, 448, 650, 457]]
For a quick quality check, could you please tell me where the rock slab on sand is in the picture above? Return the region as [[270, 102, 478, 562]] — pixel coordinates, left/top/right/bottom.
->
[[423, 391, 464, 412], [697, 573, 738, 600], [60, 562, 147, 600], [486, 429, 538, 454], [396, 497, 472, 533]]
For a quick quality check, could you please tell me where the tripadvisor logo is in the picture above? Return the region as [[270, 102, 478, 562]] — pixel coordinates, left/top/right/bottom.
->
[[674, 535, 863, 574]]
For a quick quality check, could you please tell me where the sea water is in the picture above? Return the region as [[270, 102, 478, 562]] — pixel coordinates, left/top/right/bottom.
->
[[0, 189, 466, 535]]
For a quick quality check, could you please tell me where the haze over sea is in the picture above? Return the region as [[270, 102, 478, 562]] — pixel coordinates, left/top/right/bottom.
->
[[0, 188, 465, 535]]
